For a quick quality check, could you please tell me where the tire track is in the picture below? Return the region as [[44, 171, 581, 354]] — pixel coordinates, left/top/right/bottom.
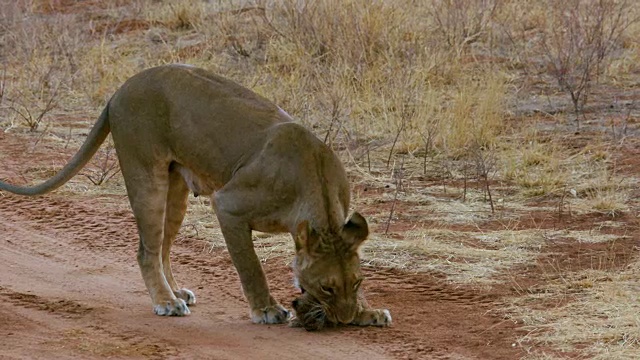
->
[[0, 286, 94, 317]]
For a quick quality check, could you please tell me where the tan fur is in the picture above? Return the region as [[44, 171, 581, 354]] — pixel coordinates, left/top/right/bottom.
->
[[0, 64, 391, 325]]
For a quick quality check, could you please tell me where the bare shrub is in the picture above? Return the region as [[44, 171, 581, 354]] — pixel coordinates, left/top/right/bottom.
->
[[83, 140, 121, 186], [384, 156, 405, 235], [0, 4, 86, 131], [5, 85, 59, 131], [429, 0, 500, 56], [470, 143, 498, 213], [539, 0, 638, 130], [320, 75, 351, 149], [0, 68, 6, 114]]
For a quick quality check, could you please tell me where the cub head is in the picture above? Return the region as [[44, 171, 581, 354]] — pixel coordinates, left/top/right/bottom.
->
[[292, 212, 368, 325]]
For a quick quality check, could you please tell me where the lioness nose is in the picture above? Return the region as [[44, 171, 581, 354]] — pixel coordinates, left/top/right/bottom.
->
[[336, 309, 356, 324]]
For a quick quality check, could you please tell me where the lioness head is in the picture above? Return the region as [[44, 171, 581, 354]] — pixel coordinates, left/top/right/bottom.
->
[[292, 212, 368, 325]]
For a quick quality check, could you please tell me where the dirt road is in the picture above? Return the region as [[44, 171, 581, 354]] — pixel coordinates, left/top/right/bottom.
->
[[0, 135, 523, 359]]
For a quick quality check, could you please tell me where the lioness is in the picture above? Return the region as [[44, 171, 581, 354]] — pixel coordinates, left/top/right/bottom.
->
[[0, 64, 391, 327]]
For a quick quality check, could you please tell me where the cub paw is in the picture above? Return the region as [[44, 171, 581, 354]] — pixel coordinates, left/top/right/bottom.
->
[[251, 304, 290, 324], [351, 308, 392, 327], [153, 298, 190, 316], [174, 288, 197, 306]]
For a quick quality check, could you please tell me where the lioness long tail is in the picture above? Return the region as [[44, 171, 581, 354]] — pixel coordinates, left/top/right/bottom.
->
[[0, 104, 111, 196]]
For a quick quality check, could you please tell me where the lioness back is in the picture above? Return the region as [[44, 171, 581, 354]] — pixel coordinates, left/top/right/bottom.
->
[[108, 64, 292, 189]]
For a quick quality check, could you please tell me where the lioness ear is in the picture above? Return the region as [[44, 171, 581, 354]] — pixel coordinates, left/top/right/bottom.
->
[[342, 212, 369, 251], [295, 220, 319, 255]]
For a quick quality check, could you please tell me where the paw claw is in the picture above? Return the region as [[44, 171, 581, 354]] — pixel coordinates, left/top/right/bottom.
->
[[174, 288, 196, 305], [153, 298, 190, 316], [251, 304, 290, 324], [351, 308, 392, 327], [378, 309, 392, 326]]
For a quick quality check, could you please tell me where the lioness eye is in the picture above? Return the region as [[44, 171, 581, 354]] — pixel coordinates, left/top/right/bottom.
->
[[321, 286, 335, 295]]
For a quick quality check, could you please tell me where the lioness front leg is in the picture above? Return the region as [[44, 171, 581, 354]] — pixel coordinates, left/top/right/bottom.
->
[[215, 210, 290, 324]]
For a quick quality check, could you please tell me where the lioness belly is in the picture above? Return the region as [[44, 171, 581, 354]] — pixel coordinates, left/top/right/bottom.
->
[[172, 163, 216, 197]]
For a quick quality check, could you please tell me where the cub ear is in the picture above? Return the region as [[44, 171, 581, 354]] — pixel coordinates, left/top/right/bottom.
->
[[295, 220, 319, 255], [342, 212, 369, 251]]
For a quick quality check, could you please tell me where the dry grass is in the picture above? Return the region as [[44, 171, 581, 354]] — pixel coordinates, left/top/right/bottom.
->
[[1, 0, 640, 358], [508, 264, 640, 359]]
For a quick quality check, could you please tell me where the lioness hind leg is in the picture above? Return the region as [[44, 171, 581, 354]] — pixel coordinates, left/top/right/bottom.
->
[[121, 161, 189, 317], [163, 167, 196, 305]]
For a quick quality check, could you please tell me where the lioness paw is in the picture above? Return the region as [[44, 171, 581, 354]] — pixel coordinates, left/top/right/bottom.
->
[[174, 288, 196, 306], [251, 304, 290, 324], [351, 308, 392, 327], [153, 298, 190, 316], [378, 309, 392, 326]]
